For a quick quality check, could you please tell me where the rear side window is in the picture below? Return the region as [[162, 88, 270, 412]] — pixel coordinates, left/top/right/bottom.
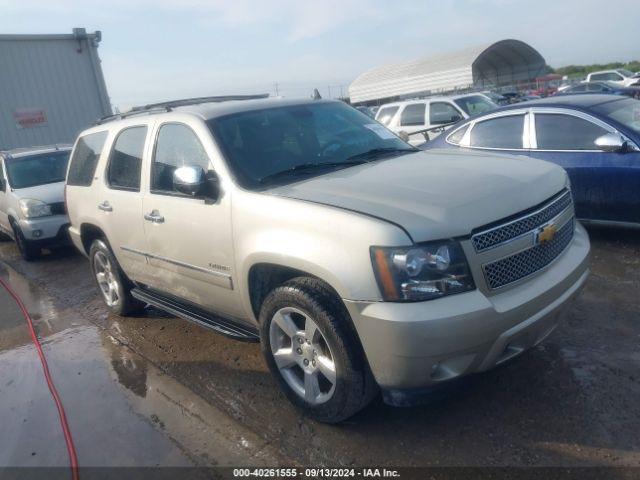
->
[[107, 126, 147, 191], [67, 131, 108, 187], [590, 73, 607, 81], [469, 115, 525, 149], [152, 123, 210, 193], [399, 104, 426, 126], [429, 102, 462, 125], [535, 114, 608, 150], [376, 106, 399, 126]]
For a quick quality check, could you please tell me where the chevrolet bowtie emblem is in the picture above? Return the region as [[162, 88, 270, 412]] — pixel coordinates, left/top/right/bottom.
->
[[537, 223, 558, 244]]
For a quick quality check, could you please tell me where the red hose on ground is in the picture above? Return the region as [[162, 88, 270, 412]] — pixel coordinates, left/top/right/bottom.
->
[[0, 277, 80, 480]]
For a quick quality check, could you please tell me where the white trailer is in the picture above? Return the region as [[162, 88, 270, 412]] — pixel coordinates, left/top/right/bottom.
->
[[0, 28, 111, 150]]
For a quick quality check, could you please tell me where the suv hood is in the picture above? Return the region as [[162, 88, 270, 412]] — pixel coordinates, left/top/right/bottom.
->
[[12, 181, 65, 204], [268, 149, 567, 242]]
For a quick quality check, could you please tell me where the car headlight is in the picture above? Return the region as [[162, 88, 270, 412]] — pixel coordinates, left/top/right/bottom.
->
[[19, 199, 52, 219], [371, 241, 475, 301]]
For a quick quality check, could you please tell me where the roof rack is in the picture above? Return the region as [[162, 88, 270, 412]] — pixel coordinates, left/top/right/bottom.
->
[[95, 93, 270, 125]]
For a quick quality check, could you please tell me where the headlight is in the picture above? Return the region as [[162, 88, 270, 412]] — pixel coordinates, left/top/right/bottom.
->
[[19, 199, 52, 219], [371, 241, 475, 301]]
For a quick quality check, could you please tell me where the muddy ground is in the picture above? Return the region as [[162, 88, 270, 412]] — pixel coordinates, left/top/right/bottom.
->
[[0, 226, 638, 469]]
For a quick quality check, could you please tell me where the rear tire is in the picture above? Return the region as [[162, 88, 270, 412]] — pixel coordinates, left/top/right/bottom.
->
[[259, 277, 378, 423], [89, 239, 145, 316], [11, 221, 40, 261]]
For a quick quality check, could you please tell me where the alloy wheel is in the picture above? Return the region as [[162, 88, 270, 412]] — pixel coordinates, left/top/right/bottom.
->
[[93, 251, 120, 307], [269, 307, 337, 405]]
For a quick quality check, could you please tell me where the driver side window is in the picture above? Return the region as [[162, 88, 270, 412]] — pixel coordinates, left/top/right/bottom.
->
[[152, 123, 211, 193]]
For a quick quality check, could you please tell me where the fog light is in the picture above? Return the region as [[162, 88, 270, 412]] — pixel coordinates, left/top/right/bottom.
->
[[32, 230, 42, 238]]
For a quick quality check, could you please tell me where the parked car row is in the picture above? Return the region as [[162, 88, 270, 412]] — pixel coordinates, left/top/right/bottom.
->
[[1, 95, 593, 423]]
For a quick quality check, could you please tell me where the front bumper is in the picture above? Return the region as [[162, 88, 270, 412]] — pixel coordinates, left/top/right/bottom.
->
[[344, 222, 590, 394], [17, 215, 71, 247]]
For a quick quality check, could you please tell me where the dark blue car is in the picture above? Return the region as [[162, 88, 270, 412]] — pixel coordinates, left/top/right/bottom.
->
[[423, 94, 640, 227]]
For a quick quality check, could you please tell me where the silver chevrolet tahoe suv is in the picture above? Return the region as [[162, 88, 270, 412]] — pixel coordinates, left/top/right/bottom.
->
[[65, 96, 590, 423]]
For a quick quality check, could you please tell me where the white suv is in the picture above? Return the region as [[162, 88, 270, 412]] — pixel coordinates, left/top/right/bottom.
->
[[585, 69, 640, 87], [66, 96, 590, 422], [375, 94, 497, 145], [0, 145, 72, 260]]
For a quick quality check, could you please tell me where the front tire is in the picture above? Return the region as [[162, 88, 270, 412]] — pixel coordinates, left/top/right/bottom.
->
[[11, 222, 40, 261], [89, 239, 144, 316], [259, 277, 377, 423]]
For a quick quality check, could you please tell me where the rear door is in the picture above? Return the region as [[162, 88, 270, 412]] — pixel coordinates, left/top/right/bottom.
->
[[96, 124, 153, 284], [462, 111, 529, 154], [141, 120, 243, 319], [529, 109, 640, 223]]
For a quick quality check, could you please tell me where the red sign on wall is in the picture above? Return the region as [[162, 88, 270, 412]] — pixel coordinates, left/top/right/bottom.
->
[[13, 108, 48, 129]]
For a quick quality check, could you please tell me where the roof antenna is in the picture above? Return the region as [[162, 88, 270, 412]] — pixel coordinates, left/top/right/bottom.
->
[[312, 88, 322, 100]]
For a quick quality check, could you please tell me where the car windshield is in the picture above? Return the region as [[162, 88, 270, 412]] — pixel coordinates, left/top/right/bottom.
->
[[207, 101, 415, 189], [454, 95, 498, 116], [592, 97, 640, 135], [5, 151, 70, 189], [618, 69, 635, 78]]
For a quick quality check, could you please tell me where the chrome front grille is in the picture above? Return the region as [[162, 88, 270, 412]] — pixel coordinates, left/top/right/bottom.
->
[[483, 219, 575, 289], [472, 190, 573, 252]]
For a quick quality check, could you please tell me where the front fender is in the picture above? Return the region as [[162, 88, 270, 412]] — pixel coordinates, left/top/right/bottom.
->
[[232, 191, 411, 320]]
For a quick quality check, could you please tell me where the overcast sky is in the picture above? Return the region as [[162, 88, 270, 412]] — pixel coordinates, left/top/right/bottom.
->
[[1, 0, 638, 109]]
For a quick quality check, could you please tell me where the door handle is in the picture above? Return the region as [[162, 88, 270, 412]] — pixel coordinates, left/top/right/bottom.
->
[[98, 201, 113, 212], [144, 210, 165, 224]]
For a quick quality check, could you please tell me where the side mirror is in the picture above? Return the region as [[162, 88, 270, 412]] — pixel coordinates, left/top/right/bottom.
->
[[172, 165, 220, 201], [595, 133, 627, 153]]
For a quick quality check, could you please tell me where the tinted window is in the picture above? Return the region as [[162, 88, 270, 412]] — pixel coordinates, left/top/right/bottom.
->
[[590, 73, 607, 81], [107, 127, 147, 191], [469, 115, 524, 149], [152, 124, 211, 193], [376, 106, 399, 126], [400, 104, 426, 126], [535, 114, 608, 150], [454, 95, 497, 116], [429, 102, 462, 125], [447, 124, 469, 145], [5, 152, 70, 190], [570, 84, 587, 92], [67, 131, 108, 187], [208, 102, 413, 189]]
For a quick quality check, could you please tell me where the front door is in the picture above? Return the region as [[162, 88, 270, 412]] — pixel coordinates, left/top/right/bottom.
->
[[141, 122, 243, 319], [530, 111, 640, 224]]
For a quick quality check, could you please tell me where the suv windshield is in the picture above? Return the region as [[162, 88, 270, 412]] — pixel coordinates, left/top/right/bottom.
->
[[454, 95, 497, 116], [208, 102, 415, 188], [5, 151, 70, 189], [593, 97, 640, 135]]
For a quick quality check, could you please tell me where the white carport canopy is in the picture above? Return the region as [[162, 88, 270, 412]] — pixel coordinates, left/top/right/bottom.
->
[[349, 39, 546, 104]]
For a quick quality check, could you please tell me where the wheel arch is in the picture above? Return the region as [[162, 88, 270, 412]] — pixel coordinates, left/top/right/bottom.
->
[[79, 222, 108, 255]]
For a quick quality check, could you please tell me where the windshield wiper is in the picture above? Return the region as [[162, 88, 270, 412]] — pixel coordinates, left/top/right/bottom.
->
[[258, 160, 368, 185], [344, 147, 417, 162]]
